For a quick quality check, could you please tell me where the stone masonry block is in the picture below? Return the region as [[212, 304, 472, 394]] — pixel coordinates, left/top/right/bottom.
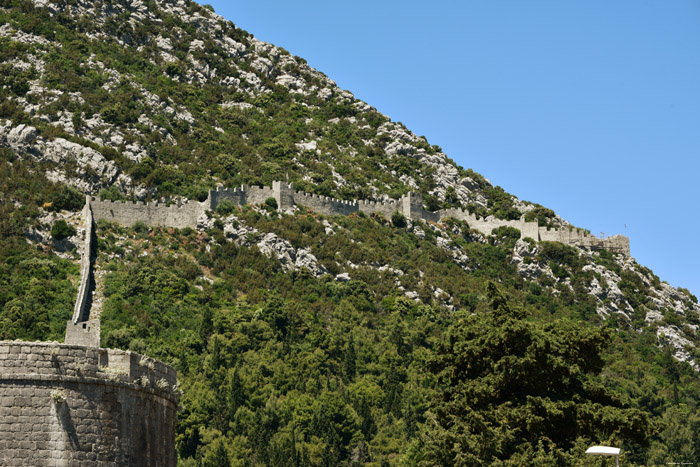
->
[[0, 342, 178, 466]]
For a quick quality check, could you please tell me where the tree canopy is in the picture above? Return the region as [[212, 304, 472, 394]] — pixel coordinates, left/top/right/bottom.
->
[[418, 283, 652, 466]]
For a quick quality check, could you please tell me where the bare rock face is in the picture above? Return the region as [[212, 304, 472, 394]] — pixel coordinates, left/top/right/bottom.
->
[[434, 234, 471, 272], [510, 239, 557, 283], [255, 231, 328, 277], [658, 326, 698, 370], [0, 120, 139, 194], [335, 272, 351, 282], [7, 123, 39, 146], [580, 263, 633, 318], [198, 213, 328, 278], [0, 0, 540, 217]]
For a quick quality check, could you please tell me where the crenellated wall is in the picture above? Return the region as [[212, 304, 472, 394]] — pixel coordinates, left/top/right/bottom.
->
[[356, 198, 402, 218], [243, 184, 276, 206], [208, 185, 246, 208], [0, 342, 178, 466], [88, 181, 630, 255], [292, 190, 359, 216], [438, 206, 630, 256], [90, 197, 205, 229]]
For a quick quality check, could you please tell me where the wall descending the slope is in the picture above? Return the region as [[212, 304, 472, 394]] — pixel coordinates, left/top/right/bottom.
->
[[65, 196, 99, 347], [0, 342, 178, 466], [71, 196, 94, 324]]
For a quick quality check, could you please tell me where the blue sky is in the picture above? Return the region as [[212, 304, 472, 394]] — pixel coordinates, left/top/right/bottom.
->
[[207, 1, 700, 296]]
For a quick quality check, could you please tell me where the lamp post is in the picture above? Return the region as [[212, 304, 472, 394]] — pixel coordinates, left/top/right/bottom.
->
[[585, 446, 620, 467]]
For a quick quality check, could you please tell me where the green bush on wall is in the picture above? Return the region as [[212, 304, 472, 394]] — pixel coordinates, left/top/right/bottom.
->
[[215, 199, 236, 215], [264, 197, 278, 210], [391, 211, 407, 228]]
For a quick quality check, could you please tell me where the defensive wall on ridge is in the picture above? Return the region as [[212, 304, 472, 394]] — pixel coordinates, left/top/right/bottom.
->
[[65, 195, 100, 348], [0, 341, 178, 466], [54, 201, 178, 466], [90, 196, 203, 229], [88, 181, 630, 255], [36, 180, 627, 464]]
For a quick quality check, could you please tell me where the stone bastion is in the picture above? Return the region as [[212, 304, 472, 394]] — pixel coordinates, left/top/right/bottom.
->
[[0, 341, 178, 466]]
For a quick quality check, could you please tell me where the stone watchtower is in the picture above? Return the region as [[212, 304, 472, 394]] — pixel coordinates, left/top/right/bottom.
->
[[273, 180, 295, 211]]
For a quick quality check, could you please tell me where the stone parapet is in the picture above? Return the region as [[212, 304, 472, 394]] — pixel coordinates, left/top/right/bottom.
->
[[88, 181, 630, 255], [90, 197, 205, 229], [64, 319, 100, 347], [0, 342, 177, 466]]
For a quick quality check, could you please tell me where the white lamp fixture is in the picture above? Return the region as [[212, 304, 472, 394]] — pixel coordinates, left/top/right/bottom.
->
[[585, 446, 621, 467]]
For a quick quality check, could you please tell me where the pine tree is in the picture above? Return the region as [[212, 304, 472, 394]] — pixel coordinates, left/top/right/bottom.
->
[[419, 282, 652, 466]]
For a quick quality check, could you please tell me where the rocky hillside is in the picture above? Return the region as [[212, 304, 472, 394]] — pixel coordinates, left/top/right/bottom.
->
[[2, 0, 700, 465], [0, 0, 563, 224]]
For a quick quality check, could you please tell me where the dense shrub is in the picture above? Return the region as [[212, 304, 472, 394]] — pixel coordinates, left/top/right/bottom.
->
[[264, 197, 278, 210], [50, 220, 76, 240], [48, 185, 84, 212], [215, 199, 236, 215], [391, 210, 407, 228]]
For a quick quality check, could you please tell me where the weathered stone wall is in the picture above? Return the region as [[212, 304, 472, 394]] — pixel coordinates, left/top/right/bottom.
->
[[357, 198, 403, 218], [582, 234, 630, 256], [244, 185, 276, 206], [90, 197, 205, 229], [89, 182, 629, 255], [274, 180, 295, 210], [293, 190, 359, 216], [438, 208, 530, 236], [434, 206, 631, 253], [66, 197, 99, 347], [208, 185, 245, 209], [0, 342, 178, 466], [72, 196, 93, 324], [64, 319, 100, 347]]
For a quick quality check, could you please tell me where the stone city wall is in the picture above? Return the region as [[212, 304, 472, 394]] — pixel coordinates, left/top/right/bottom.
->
[[201, 182, 410, 219], [439, 207, 540, 239], [209, 183, 285, 212], [0, 342, 178, 467], [64, 319, 101, 348], [356, 198, 403, 218], [242, 184, 276, 206], [437, 206, 629, 255], [65, 196, 100, 347], [90, 197, 205, 229], [292, 190, 359, 217], [208, 185, 246, 209], [88, 181, 629, 255], [71, 196, 93, 324]]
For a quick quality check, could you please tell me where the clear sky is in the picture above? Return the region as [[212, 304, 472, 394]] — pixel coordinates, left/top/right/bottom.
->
[[207, 1, 700, 297]]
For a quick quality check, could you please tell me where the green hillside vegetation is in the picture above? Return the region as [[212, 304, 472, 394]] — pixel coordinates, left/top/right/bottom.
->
[[0, 0, 547, 220], [0, 152, 79, 341], [5, 154, 700, 464], [2, 0, 700, 465]]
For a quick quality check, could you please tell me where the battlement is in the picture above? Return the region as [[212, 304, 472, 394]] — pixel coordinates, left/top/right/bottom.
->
[[0, 341, 176, 390], [90, 196, 206, 229], [87, 181, 630, 256]]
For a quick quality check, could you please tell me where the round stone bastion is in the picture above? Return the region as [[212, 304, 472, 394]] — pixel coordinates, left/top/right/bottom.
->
[[0, 341, 178, 466]]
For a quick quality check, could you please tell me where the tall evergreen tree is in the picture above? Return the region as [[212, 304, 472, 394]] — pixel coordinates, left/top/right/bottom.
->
[[419, 282, 652, 466]]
